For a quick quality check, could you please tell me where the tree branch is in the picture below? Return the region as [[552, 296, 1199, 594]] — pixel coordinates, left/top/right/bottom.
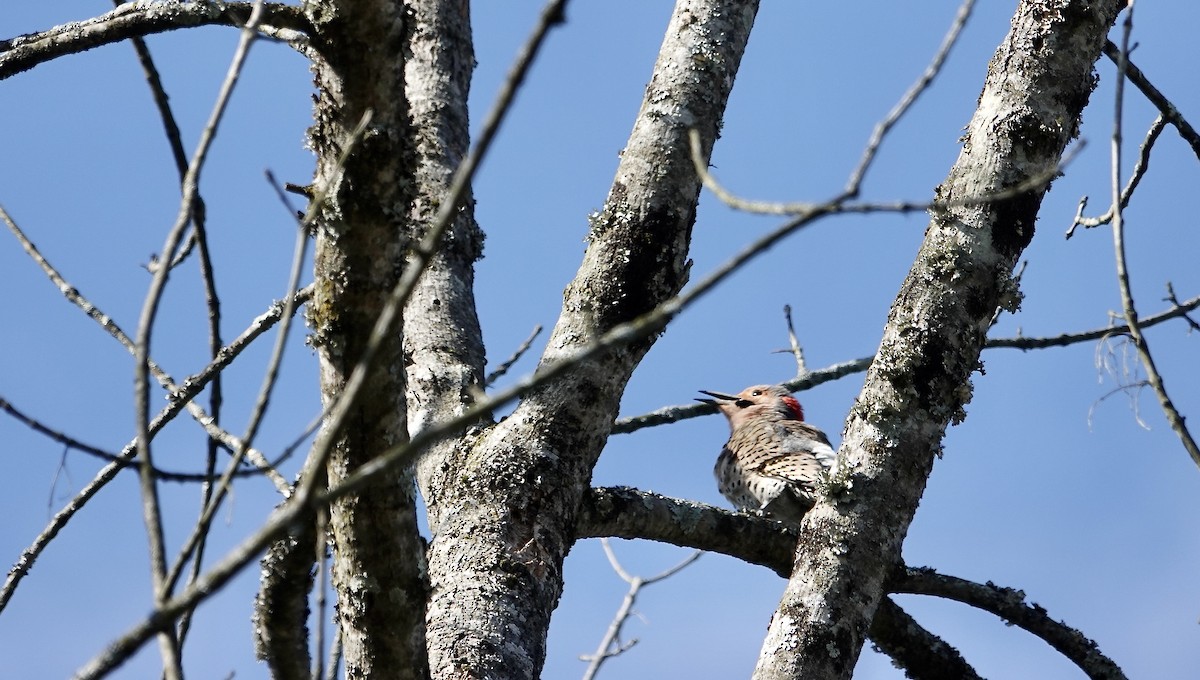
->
[[868, 597, 984, 680], [0, 2, 311, 80], [578, 488, 984, 680], [752, 2, 1126, 678], [400, 0, 489, 514], [895, 568, 1128, 680], [419, 2, 762, 675], [0, 287, 305, 616], [1101, 40, 1200, 159], [613, 287, 1200, 435], [1103, 9, 1200, 470]]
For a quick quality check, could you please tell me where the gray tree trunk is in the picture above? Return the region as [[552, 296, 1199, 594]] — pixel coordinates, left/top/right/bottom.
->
[[412, 1, 760, 677], [306, 1, 429, 677], [750, 1, 1126, 678]]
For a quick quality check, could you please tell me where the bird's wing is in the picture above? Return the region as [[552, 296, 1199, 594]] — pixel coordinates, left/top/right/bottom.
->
[[752, 453, 827, 493], [775, 421, 838, 469]]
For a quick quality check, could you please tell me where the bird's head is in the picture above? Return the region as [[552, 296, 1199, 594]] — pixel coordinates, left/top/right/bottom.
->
[[697, 384, 804, 430]]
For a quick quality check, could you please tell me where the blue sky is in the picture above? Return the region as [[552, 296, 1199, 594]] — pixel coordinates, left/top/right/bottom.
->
[[2, 1, 1198, 678]]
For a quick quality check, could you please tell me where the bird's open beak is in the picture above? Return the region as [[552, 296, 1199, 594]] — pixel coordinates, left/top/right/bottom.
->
[[697, 389, 736, 404]]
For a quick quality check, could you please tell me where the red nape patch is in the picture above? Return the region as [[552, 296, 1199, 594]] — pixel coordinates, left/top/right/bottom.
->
[[782, 396, 805, 421]]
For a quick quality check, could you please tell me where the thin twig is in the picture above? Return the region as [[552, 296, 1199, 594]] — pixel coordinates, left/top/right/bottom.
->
[[1101, 40, 1200, 159], [132, 7, 266, 675], [485, 325, 544, 387], [690, 127, 1084, 217], [614, 289, 1200, 435], [0, 288, 306, 615], [844, 0, 976, 196], [1066, 115, 1166, 236], [581, 539, 701, 680], [312, 506, 329, 680], [778, 304, 808, 376], [0, 396, 265, 483], [113, 0, 230, 642], [161, 126, 360, 599], [1106, 6, 1200, 469], [0, 73, 284, 479], [1164, 283, 1200, 333], [686, 0, 975, 214]]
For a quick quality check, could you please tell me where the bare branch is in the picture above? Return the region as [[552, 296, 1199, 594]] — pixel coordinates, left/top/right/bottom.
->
[[1101, 40, 1200, 159], [0, 288, 306, 615], [0, 2, 311, 80], [580, 539, 701, 680], [1106, 10, 1200, 469], [779, 305, 808, 376], [988, 291, 1200, 350], [868, 597, 983, 680], [75, 0, 571, 674], [297, 0, 566, 503], [895, 568, 1128, 680], [753, 2, 1126, 675], [613, 357, 873, 434], [844, 0, 977, 196], [1066, 115, 1166, 236], [112, 2, 231, 645], [615, 289, 1198, 435], [485, 325, 543, 387], [686, 0, 974, 214], [132, 7, 267, 674], [1164, 283, 1200, 332], [577, 487, 796, 576], [251, 516, 317, 679], [0, 396, 266, 483], [577, 488, 1040, 680]]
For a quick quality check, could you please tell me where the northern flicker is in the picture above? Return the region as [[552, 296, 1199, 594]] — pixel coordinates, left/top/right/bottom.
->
[[698, 384, 837, 526]]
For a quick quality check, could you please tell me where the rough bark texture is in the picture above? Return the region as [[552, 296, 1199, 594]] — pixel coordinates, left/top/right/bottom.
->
[[304, 1, 428, 677], [868, 598, 982, 680], [0, 2, 312, 80], [749, 2, 1125, 678], [399, 0, 488, 509], [420, 2, 760, 677], [579, 487, 1125, 680], [252, 520, 316, 679]]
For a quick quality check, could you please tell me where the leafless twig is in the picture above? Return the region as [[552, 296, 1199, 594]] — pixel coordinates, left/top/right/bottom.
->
[[844, 0, 976, 196], [777, 305, 808, 376], [580, 539, 701, 680], [686, 0, 974, 214], [485, 325, 544, 387], [1106, 7, 1200, 469], [114, 0, 229, 644], [0, 396, 265, 483], [614, 288, 1198, 435], [131, 6, 267, 674], [0, 287, 307, 615], [1101, 40, 1200, 159], [312, 507, 330, 680], [1066, 115, 1166, 237], [1164, 283, 1200, 333]]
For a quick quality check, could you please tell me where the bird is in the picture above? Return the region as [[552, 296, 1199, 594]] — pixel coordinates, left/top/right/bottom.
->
[[697, 384, 837, 526]]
